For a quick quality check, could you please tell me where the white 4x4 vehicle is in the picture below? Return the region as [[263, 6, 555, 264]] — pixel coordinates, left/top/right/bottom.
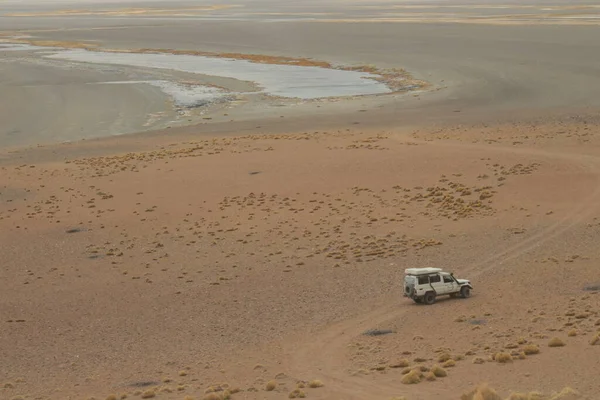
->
[[403, 268, 472, 305]]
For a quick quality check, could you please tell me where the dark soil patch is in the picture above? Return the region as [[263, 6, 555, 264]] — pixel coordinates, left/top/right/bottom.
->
[[363, 329, 394, 336]]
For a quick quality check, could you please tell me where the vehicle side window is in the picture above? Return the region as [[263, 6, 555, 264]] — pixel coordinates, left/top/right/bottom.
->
[[443, 276, 453, 283], [418, 276, 429, 285], [429, 274, 441, 284]]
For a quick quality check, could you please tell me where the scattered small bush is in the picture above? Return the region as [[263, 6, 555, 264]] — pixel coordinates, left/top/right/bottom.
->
[[288, 389, 306, 398], [522, 344, 540, 355], [495, 352, 513, 363], [590, 334, 600, 346], [442, 359, 456, 368], [400, 369, 422, 384], [461, 383, 502, 400], [473, 357, 485, 364], [438, 353, 452, 362], [507, 393, 528, 400], [431, 365, 447, 377], [266, 381, 277, 391], [308, 379, 324, 388], [140, 390, 155, 399], [550, 387, 581, 399], [548, 337, 566, 347], [425, 372, 436, 381], [567, 329, 577, 337]]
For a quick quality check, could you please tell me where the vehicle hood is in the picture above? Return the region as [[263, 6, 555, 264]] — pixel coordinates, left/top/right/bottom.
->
[[457, 279, 471, 285]]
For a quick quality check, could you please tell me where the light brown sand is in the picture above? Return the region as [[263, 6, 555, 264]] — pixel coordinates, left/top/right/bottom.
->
[[1, 115, 599, 400]]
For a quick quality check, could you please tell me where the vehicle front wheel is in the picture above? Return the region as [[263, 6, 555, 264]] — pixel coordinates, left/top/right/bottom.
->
[[423, 292, 436, 305], [413, 298, 422, 304], [460, 286, 471, 299]]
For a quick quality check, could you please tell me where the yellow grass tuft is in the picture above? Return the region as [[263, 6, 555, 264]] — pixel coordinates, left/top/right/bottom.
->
[[567, 329, 577, 337], [184, 396, 195, 400], [425, 372, 436, 381], [473, 357, 485, 364], [266, 380, 277, 391], [203, 394, 221, 400], [179, 370, 188, 376], [288, 389, 306, 398], [106, 395, 118, 400], [494, 352, 513, 363], [400, 369, 422, 384], [550, 387, 581, 400], [507, 394, 528, 400], [308, 379, 324, 388], [442, 359, 456, 368], [438, 353, 452, 362], [431, 365, 447, 377], [4, 382, 15, 389], [590, 333, 600, 345], [461, 383, 502, 400], [548, 337, 566, 347], [522, 344, 540, 355], [140, 390, 155, 399]]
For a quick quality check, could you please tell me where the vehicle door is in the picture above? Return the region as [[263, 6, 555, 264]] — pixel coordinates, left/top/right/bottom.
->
[[428, 274, 446, 294], [442, 274, 458, 294]]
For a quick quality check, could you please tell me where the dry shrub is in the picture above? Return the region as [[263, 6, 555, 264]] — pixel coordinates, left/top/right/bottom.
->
[[550, 387, 582, 400], [567, 329, 577, 337], [401, 367, 412, 375], [507, 394, 528, 400], [203, 394, 221, 400], [140, 390, 155, 399], [442, 359, 456, 368], [494, 352, 513, 363], [401, 369, 422, 384], [106, 396, 118, 400], [431, 365, 447, 377], [184, 396, 195, 400], [461, 383, 502, 400], [308, 379, 324, 388], [590, 334, 600, 346], [389, 359, 410, 368], [288, 389, 306, 398], [438, 353, 452, 362], [522, 344, 540, 355], [548, 337, 566, 347], [266, 381, 277, 391], [425, 372, 436, 381], [473, 357, 485, 364]]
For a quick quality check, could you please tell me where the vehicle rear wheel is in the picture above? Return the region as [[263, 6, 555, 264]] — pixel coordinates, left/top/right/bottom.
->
[[460, 286, 471, 299], [423, 292, 436, 305]]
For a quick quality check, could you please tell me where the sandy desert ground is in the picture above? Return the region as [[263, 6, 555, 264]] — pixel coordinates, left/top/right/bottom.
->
[[1, 1, 600, 400]]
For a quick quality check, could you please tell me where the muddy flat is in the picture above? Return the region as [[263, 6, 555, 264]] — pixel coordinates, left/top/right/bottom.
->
[[1, 1, 600, 400]]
